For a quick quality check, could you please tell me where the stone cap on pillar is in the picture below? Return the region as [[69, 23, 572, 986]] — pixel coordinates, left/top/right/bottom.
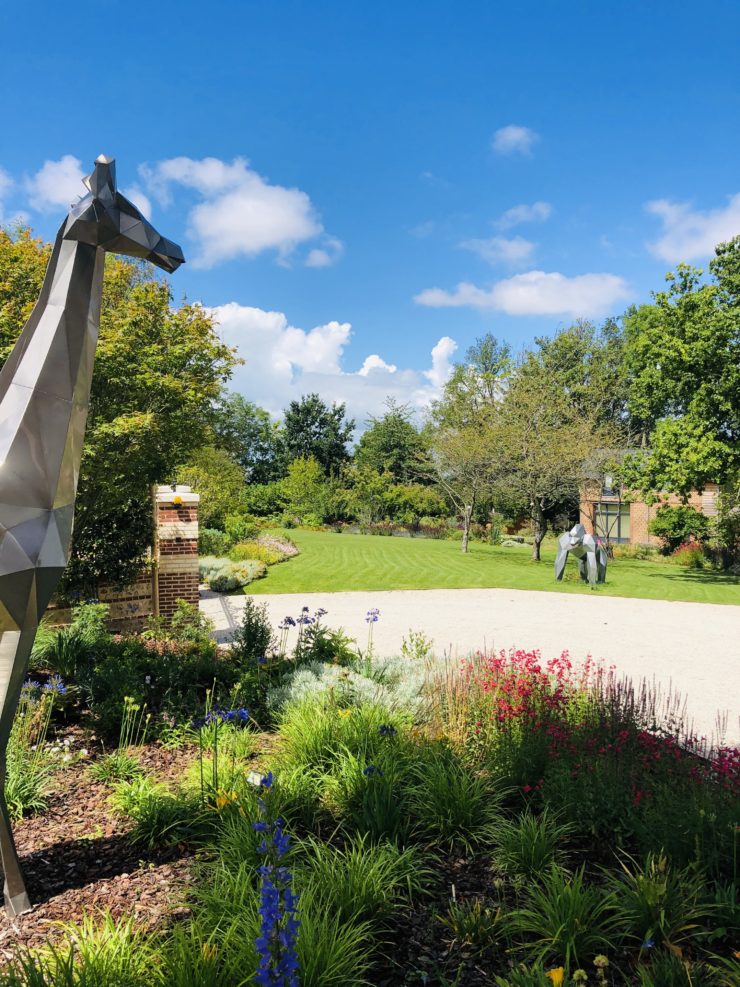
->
[[155, 484, 200, 505]]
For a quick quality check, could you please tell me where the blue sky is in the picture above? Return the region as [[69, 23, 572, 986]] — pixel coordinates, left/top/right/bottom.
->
[[1, 1, 739, 424]]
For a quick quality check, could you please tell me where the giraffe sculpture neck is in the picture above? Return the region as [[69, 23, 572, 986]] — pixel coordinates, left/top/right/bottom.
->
[[0, 153, 184, 917], [0, 229, 105, 916]]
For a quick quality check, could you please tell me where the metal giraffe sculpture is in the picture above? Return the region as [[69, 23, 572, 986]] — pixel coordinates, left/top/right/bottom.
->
[[0, 156, 184, 915]]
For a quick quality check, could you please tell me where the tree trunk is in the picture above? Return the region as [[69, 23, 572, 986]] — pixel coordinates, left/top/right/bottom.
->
[[531, 503, 546, 561], [461, 503, 473, 553]]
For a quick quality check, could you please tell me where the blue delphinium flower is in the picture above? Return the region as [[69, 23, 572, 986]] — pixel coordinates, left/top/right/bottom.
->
[[253, 773, 299, 986]]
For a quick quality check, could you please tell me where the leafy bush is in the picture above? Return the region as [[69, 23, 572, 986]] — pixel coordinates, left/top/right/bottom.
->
[[230, 597, 275, 663], [491, 808, 573, 880], [0, 913, 156, 987], [649, 505, 711, 553], [441, 897, 507, 951], [507, 864, 621, 969], [607, 852, 713, 950], [74, 634, 241, 737], [111, 775, 213, 848], [198, 527, 231, 556], [230, 540, 287, 565], [406, 742, 504, 851], [296, 833, 430, 927], [672, 542, 707, 568], [201, 557, 267, 592], [5, 682, 60, 820], [612, 543, 660, 560]]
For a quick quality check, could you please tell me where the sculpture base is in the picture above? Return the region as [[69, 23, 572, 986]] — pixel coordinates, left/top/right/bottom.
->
[[4, 887, 31, 917]]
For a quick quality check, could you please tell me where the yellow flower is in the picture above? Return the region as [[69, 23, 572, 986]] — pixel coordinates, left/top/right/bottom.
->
[[201, 942, 218, 961], [173, 494, 183, 506], [337, 708, 352, 719], [214, 788, 238, 812], [546, 968, 565, 986]]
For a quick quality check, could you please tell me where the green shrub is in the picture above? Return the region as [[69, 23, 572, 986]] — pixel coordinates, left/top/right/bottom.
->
[[491, 808, 573, 880], [74, 634, 237, 737], [6, 684, 56, 820], [0, 913, 156, 987], [112, 775, 213, 848], [607, 852, 714, 951], [405, 742, 504, 851], [229, 540, 286, 565], [612, 543, 659, 560], [649, 505, 711, 553], [296, 833, 430, 927], [507, 864, 621, 969], [199, 527, 231, 556], [206, 559, 267, 592], [440, 897, 507, 951], [223, 512, 258, 543], [672, 542, 707, 568], [230, 597, 275, 663]]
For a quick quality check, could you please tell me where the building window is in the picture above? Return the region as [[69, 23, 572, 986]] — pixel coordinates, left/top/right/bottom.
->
[[594, 502, 631, 543]]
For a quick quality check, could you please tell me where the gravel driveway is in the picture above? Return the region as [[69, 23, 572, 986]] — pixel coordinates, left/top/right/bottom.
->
[[201, 587, 740, 744]]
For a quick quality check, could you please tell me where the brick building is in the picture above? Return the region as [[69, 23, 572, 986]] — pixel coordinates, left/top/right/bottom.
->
[[580, 477, 720, 545]]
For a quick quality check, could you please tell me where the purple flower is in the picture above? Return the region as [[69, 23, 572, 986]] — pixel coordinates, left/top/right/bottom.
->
[[43, 674, 67, 696], [363, 764, 383, 777], [365, 608, 380, 623]]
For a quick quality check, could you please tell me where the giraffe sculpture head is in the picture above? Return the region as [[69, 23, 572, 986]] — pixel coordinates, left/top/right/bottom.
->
[[62, 154, 185, 273]]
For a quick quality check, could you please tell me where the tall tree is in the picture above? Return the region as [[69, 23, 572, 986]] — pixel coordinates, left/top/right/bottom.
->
[[622, 237, 740, 496], [533, 318, 628, 431], [489, 358, 610, 560], [355, 398, 426, 482], [213, 392, 284, 483], [0, 229, 238, 591], [428, 335, 510, 551], [282, 393, 354, 475]]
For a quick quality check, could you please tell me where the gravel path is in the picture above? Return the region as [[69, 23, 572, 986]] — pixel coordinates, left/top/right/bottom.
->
[[201, 587, 740, 744]]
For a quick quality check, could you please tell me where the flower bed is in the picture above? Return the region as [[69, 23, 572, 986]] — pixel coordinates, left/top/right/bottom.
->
[[2, 606, 738, 986]]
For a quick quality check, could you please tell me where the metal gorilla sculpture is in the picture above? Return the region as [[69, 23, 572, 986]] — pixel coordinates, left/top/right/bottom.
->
[[554, 523, 607, 586], [0, 156, 184, 915]]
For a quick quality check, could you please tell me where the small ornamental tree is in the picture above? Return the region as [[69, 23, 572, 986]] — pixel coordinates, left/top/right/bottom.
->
[[649, 505, 711, 553]]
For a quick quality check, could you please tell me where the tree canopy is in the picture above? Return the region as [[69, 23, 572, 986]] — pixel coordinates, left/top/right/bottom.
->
[[282, 393, 354, 475], [355, 399, 426, 483], [0, 229, 239, 591], [621, 236, 740, 496]]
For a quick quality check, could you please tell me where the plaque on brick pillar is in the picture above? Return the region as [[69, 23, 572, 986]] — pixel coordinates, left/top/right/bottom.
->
[[154, 485, 200, 620]]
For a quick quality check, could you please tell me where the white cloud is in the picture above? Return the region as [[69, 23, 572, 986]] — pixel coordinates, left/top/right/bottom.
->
[[424, 337, 458, 388], [0, 168, 26, 227], [25, 155, 85, 211], [409, 220, 435, 238], [491, 125, 540, 157], [460, 234, 536, 266], [495, 201, 552, 230], [415, 270, 631, 318], [645, 194, 740, 262], [359, 354, 398, 376], [0, 168, 12, 200], [305, 236, 344, 268], [140, 156, 331, 268], [122, 184, 152, 219], [209, 302, 456, 423]]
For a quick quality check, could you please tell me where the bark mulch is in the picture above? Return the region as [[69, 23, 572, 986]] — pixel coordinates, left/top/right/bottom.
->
[[0, 735, 197, 961]]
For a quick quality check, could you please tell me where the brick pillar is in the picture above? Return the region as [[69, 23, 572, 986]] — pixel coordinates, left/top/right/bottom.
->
[[154, 484, 200, 620]]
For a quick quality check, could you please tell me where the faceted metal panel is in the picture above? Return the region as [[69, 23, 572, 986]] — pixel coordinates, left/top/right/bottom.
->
[[554, 523, 608, 586], [0, 156, 184, 915]]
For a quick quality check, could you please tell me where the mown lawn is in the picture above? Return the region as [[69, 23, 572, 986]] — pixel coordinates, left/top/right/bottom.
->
[[249, 528, 740, 605]]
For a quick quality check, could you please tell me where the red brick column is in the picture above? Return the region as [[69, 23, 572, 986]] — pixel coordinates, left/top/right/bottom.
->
[[154, 484, 200, 620]]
